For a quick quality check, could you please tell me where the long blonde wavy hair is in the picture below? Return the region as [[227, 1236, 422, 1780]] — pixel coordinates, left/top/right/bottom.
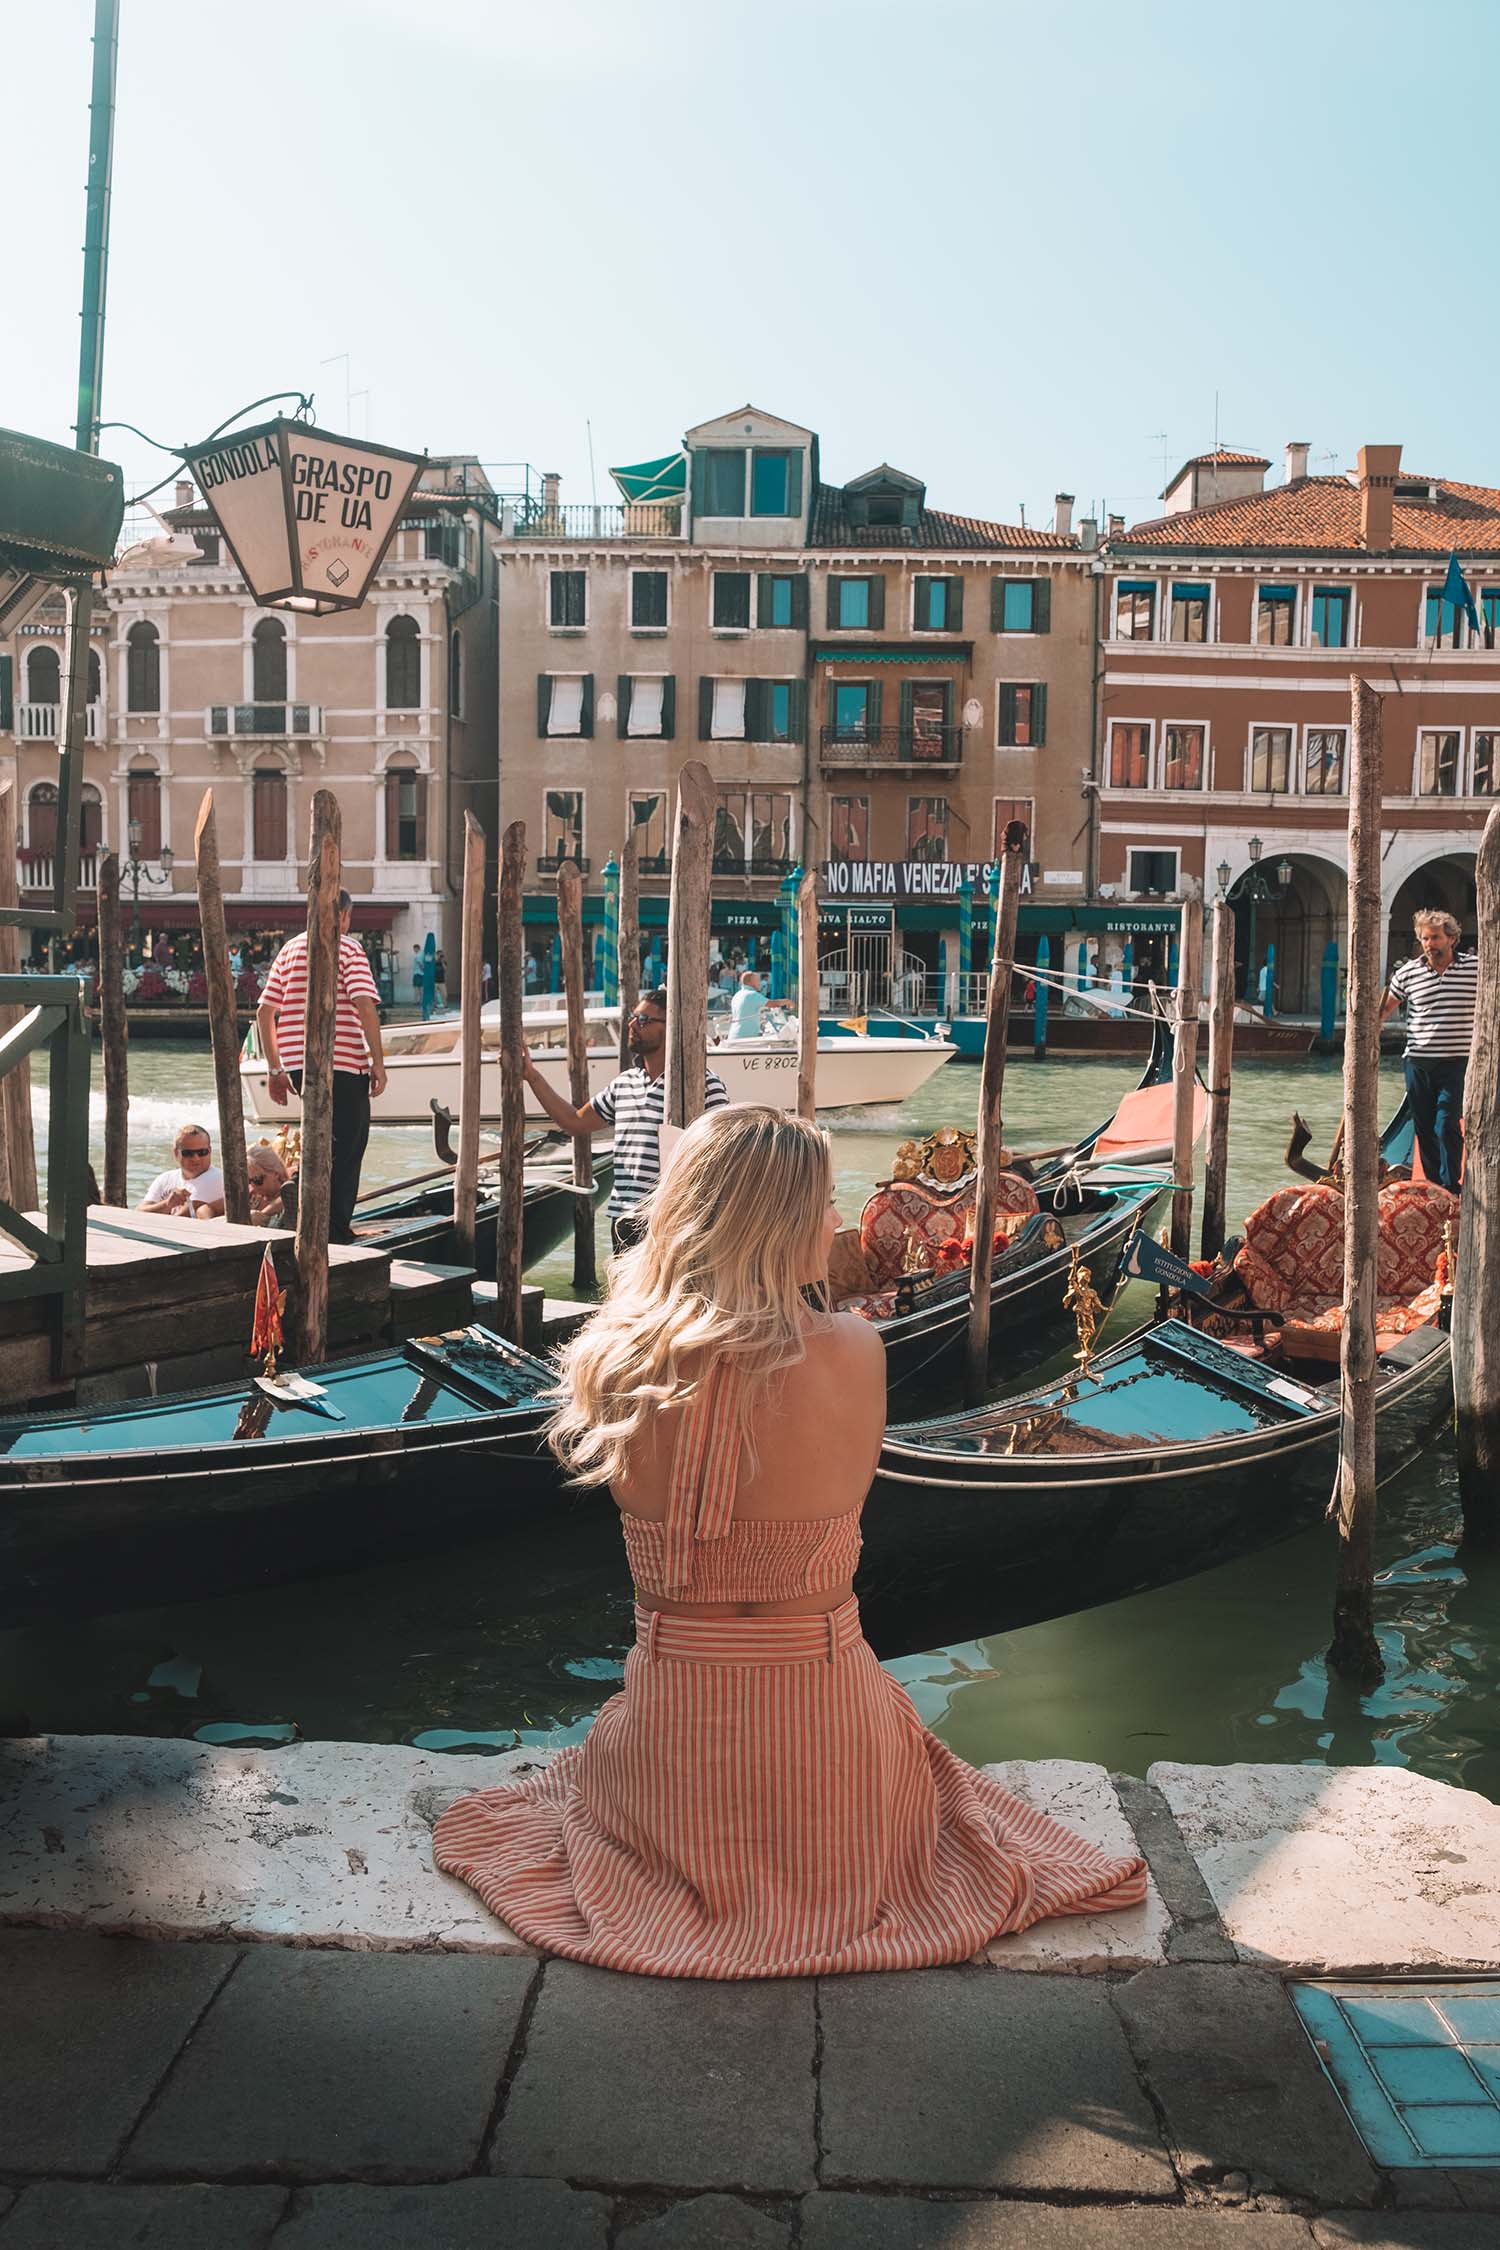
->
[[547, 1104, 834, 1488]]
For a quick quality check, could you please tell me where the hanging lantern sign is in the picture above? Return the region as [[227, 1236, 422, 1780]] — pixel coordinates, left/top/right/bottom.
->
[[181, 416, 425, 614]]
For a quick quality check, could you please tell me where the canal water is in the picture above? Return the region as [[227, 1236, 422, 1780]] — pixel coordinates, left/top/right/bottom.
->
[[10, 1038, 1497, 1806]]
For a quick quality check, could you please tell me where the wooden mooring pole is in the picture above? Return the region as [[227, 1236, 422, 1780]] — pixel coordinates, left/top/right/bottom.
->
[[292, 789, 341, 1364], [193, 791, 250, 1225], [557, 858, 597, 1292], [1327, 677, 1385, 1687], [1169, 894, 1204, 1261], [492, 820, 527, 1341], [617, 828, 640, 1075], [1453, 801, 1500, 1547], [0, 782, 39, 1212], [97, 850, 129, 1206], [663, 761, 714, 1134], [965, 829, 1026, 1405], [1199, 895, 1237, 1262], [453, 809, 486, 1268], [796, 867, 820, 1122]]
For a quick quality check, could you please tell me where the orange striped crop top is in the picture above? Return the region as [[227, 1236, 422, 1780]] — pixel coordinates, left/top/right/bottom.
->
[[617, 1362, 863, 1604]]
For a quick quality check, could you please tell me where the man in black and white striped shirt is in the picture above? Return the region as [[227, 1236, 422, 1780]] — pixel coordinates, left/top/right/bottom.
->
[[1381, 910, 1476, 1191], [522, 987, 729, 1249]]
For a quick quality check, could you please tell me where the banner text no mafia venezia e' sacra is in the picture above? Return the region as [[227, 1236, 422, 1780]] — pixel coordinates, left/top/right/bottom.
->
[[818, 859, 1035, 901]]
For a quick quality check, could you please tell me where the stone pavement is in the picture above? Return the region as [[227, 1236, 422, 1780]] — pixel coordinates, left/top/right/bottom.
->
[[2, 1744, 1499, 2245]]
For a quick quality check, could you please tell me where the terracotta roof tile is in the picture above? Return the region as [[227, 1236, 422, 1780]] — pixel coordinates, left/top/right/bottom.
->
[[1180, 449, 1271, 468], [1119, 474, 1500, 555], [809, 484, 1074, 551]]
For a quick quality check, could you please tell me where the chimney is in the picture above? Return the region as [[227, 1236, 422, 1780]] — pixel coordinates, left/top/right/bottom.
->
[[1285, 441, 1310, 484], [1078, 516, 1099, 552], [1108, 511, 1125, 539], [175, 478, 194, 510], [1357, 444, 1401, 551], [1053, 492, 1074, 537], [541, 470, 561, 525]]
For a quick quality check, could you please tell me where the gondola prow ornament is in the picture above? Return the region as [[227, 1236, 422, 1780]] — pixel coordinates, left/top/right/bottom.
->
[[182, 416, 424, 614]]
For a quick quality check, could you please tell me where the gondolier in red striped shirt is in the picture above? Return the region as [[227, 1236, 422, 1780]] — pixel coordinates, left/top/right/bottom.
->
[[255, 890, 389, 1243]]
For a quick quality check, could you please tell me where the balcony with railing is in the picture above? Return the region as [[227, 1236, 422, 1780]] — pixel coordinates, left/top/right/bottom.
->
[[818, 725, 964, 772], [205, 703, 326, 740], [712, 855, 797, 879], [20, 853, 99, 892], [17, 703, 101, 741], [506, 502, 683, 542], [537, 853, 592, 874]]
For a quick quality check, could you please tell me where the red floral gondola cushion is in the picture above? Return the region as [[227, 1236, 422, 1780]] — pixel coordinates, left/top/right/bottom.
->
[[1233, 1185, 1347, 1311], [1375, 1181, 1459, 1300], [858, 1175, 1038, 1288]]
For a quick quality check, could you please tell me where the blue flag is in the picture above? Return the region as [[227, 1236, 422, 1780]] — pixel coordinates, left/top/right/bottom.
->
[[1121, 1229, 1216, 1299], [1441, 550, 1480, 636]]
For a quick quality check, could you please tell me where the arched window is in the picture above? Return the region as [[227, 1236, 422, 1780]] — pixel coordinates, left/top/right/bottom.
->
[[26, 647, 61, 706], [385, 615, 421, 709], [27, 782, 58, 857], [127, 763, 162, 858], [126, 621, 160, 712], [252, 619, 287, 703], [252, 766, 288, 861], [448, 629, 462, 716], [87, 649, 102, 704], [80, 784, 103, 854], [384, 758, 427, 861]]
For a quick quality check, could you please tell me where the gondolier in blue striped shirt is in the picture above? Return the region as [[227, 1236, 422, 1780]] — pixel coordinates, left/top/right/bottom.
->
[[521, 986, 729, 1250], [1381, 909, 1477, 1191]]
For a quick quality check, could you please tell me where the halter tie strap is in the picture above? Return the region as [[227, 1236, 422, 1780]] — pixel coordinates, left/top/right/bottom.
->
[[660, 1361, 744, 1598]]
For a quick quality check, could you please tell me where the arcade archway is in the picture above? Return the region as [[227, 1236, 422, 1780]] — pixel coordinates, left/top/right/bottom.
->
[[1386, 852, 1476, 974]]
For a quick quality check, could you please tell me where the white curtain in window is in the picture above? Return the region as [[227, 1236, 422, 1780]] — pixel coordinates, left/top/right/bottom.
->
[[711, 678, 746, 739], [548, 675, 584, 736], [628, 677, 664, 737]]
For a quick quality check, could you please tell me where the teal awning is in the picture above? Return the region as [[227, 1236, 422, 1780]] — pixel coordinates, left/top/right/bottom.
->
[[610, 453, 686, 505], [813, 644, 973, 665]]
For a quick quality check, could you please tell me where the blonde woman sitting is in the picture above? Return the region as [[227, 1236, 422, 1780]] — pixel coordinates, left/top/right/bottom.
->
[[434, 1105, 1144, 1978]]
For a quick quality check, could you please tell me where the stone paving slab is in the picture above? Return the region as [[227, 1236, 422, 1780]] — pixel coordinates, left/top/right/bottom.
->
[[494, 1962, 817, 2191], [616, 2194, 792, 2248], [0, 2183, 288, 2249], [1312, 2217, 1500, 2247], [799, 2202, 1318, 2248], [0, 1928, 237, 2177], [977, 1761, 1169, 1971], [818, 1968, 1175, 2198], [268, 2179, 611, 2247], [121, 1946, 535, 2183], [1112, 1964, 1383, 2208], [0, 1735, 542, 1954], [1148, 1765, 1500, 1974]]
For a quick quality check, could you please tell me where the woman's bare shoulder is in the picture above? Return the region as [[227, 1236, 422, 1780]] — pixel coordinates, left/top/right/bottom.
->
[[802, 1311, 886, 1372]]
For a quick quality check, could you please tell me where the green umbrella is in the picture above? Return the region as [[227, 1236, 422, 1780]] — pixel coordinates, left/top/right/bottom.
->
[[601, 855, 620, 1007]]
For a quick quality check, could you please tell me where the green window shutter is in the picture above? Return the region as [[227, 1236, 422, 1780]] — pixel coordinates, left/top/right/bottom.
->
[[698, 677, 714, 741], [786, 451, 803, 516], [1034, 578, 1051, 633], [537, 673, 552, 733], [991, 578, 1005, 631], [1033, 683, 1048, 745], [868, 576, 885, 629], [790, 574, 809, 629], [788, 679, 805, 743], [826, 578, 840, 630], [913, 578, 931, 629], [690, 449, 706, 518], [617, 675, 631, 736], [999, 684, 1017, 743], [947, 576, 964, 631], [580, 676, 594, 738], [869, 679, 884, 733], [744, 679, 766, 741], [898, 677, 914, 751], [0, 653, 11, 731], [757, 574, 773, 627], [661, 677, 676, 739]]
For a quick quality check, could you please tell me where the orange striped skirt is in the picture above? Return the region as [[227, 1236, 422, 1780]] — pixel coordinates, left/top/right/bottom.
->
[[431, 1598, 1147, 1979]]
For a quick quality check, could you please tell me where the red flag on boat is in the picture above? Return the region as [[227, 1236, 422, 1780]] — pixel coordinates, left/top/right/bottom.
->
[[251, 1242, 285, 1366]]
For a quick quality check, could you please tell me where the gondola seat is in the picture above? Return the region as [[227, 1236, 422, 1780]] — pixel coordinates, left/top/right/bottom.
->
[[831, 1172, 1040, 1319], [1231, 1179, 1456, 1362]]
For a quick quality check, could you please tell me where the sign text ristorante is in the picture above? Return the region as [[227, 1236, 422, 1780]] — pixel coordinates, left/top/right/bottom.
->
[[820, 858, 1034, 900]]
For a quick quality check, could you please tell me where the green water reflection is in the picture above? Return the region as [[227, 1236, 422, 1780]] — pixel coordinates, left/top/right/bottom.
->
[[10, 1037, 1493, 1807]]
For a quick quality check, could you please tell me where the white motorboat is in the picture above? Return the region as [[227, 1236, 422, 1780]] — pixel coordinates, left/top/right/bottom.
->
[[240, 1005, 955, 1126]]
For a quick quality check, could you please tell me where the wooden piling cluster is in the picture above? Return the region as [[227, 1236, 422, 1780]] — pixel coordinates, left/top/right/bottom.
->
[[663, 762, 714, 1135], [1200, 897, 1237, 1263], [1169, 897, 1203, 1261]]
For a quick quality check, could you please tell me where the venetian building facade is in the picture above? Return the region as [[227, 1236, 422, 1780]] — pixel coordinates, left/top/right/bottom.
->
[[0, 457, 498, 980], [1098, 443, 1500, 1011], [494, 404, 1098, 996]]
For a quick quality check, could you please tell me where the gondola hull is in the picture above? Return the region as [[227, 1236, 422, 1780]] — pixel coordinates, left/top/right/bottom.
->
[[351, 1156, 614, 1272], [857, 1319, 1452, 1659], [0, 1329, 565, 1629]]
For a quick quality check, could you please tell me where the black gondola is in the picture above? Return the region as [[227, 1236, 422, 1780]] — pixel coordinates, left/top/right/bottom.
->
[[0, 1325, 564, 1629], [350, 1151, 614, 1272]]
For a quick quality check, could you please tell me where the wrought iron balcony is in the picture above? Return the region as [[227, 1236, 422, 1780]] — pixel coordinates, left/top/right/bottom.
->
[[537, 853, 591, 874], [507, 502, 683, 541], [637, 852, 672, 876], [17, 703, 101, 741], [818, 725, 963, 771], [205, 703, 325, 739], [712, 854, 796, 878]]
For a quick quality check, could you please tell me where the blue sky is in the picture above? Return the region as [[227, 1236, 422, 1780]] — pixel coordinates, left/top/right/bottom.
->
[[12, 0, 1499, 528]]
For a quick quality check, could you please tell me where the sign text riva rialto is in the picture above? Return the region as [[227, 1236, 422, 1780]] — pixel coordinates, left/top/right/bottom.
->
[[820, 859, 1035, 900], [182, 417, 425, 615]]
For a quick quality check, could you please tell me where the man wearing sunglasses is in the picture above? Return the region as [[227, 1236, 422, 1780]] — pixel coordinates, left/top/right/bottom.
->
[[521, 985, 729, 1251], [138, 1122, 227, 1219]]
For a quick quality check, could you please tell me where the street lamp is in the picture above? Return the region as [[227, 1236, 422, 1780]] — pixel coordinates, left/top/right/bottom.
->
[[123, 815, 173, 957], [1227, 837, 1291, 1007], [1216, 859, 1232, 897]]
